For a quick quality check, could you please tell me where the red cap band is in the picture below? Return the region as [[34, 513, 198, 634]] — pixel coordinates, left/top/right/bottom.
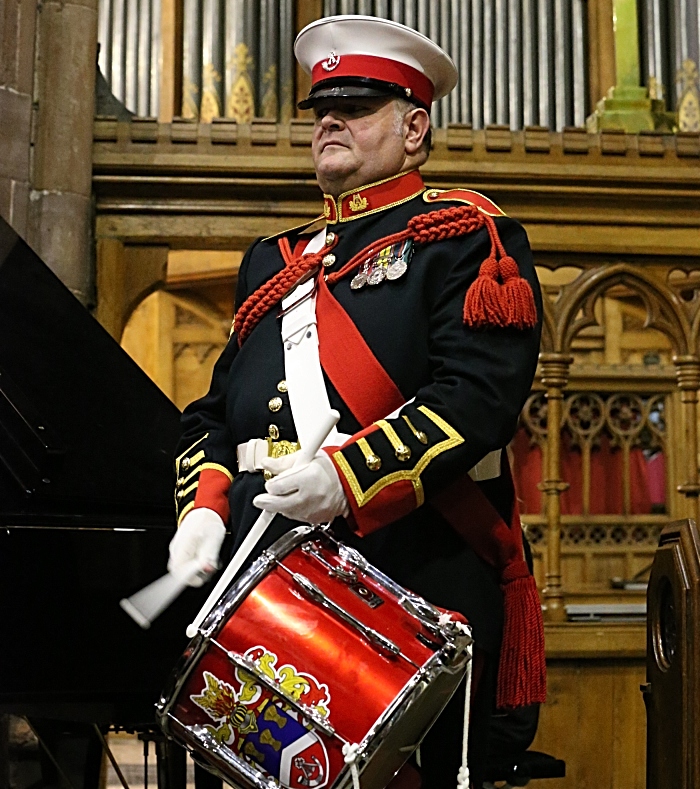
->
[[311, 54, 434, 108]]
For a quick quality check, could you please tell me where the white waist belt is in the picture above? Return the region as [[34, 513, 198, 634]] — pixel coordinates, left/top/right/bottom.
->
[[236, 438, 271, 473]]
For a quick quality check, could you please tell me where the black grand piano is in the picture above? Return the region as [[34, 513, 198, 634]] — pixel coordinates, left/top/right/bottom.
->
[[0, 216, 220, 788]]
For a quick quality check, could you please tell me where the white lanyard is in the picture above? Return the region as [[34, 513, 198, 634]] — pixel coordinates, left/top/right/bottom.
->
[[280, 229, 349, 448]]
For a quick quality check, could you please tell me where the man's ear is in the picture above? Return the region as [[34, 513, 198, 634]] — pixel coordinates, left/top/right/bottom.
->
[[404, 107, 431, 155]]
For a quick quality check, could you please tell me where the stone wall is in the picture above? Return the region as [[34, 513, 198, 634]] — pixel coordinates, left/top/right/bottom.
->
[[0, 0, 98, 303]]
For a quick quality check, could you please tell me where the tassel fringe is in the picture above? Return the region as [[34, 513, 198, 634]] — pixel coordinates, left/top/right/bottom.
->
[[496, 574, 547, 710], [463, 255, 538, 330]]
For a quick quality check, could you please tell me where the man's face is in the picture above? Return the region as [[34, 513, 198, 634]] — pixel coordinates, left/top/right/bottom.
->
[[311, 96, 409, 196]]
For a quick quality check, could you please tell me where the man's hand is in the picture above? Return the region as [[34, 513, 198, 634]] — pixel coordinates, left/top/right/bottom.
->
[[253, 451, 349, 524], [168, 508, 226, 587]]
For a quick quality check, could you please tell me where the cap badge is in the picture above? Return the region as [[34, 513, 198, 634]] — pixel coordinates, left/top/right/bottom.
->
[[322, 51, 340, 72], [348, 192, 368, 213]]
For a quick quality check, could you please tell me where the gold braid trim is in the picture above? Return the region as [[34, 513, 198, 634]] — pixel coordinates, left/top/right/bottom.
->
[[333, 406, 464, 509]]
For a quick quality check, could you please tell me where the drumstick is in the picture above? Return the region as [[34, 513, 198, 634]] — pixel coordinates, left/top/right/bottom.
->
[[119, 559, 205, 629], [185, 409, 340, 639]]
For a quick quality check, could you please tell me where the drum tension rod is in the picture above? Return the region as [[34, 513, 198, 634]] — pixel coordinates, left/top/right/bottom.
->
[[275, 561, 422, 670], [301, 542, 385, 608]]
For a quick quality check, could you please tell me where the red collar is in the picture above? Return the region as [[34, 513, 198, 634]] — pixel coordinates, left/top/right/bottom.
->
[[323, 170, 425, 224]]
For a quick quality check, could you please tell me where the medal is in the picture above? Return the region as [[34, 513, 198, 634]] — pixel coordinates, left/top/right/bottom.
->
[[351, 271, 368, 289], [367, 266, 386, 285], [386, 259, 408, 280], [350, 260, 371, 290], [351, 239, 413, 290]]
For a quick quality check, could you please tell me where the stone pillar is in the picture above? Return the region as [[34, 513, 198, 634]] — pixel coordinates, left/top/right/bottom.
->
[[539, 353, 573, 623], [28, 0, 99, 303], [0, 0, 38, 235]]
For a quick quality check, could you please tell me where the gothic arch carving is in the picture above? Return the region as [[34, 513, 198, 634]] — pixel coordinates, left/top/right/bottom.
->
[[551, 263, 691, 356], [539, 295, 556, 353]]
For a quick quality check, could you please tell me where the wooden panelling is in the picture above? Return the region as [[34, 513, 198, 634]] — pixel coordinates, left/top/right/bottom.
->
[[533, 623, 647, 789]]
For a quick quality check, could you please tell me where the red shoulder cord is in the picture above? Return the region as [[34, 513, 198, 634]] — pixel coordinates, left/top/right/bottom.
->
[[233, 235, 338, 345], [234, 205, 537, 345]]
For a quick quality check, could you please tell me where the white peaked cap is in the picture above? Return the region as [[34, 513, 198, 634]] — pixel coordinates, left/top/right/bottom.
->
[[295, 15, 458, 110]]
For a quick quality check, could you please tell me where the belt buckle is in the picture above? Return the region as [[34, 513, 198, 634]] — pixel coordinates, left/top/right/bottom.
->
[[277, 274, 319, 319], [266, 438, 301, 459]]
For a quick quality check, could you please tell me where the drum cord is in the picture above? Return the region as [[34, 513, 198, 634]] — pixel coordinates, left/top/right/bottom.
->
[[456, 665, 473, 789], [435, 612, 473, 789], [342, 742, 362, 789]]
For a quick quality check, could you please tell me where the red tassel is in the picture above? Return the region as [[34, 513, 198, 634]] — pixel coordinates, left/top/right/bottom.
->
[[463, 257, 510, 327], [500, 256, 539, 330], [495, 571, 547, 710]]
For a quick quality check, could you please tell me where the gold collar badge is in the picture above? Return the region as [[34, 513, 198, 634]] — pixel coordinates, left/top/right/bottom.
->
[[348, 192, 368, 212]]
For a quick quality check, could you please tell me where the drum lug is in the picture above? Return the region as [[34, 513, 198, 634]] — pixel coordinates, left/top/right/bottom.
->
[[302, 541, 357, 582], [301, 542, 385, 608]]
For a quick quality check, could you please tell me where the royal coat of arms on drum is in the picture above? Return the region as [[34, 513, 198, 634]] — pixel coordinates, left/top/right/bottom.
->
[[189, 646, 331, 788]]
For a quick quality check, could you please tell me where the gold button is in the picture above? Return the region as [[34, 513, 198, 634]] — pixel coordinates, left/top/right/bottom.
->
[[325, 232, 336, 246], [176, 477, 185, 487], [277, 380, 288, 393], [428, 190, 439, 199], [268, 424, 280, 440], [176, 490, 185, 499], [268, 396, 283, 412], [181, 457, 191, 470], [395, 444, 412, 462], [322, 253, 336, 267], [263, 470, 273, 481], [365, 454, 382, 471]]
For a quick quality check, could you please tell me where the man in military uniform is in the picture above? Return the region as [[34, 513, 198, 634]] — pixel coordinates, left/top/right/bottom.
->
[[168, 15, 544, 788]]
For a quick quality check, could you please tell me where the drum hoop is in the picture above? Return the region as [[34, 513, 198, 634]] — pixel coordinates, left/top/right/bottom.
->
[[202, 524, 321, 637], [166, 714, 275, 789], [354, 642, 472, 771]]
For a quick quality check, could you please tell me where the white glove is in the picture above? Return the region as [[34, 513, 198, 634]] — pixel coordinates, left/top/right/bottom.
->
[[260, 453, 297, 476], [253, 451, 349, 524], [168, 507, 226, 587]]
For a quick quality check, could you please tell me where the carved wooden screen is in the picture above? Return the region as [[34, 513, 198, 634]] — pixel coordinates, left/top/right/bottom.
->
[[515, 390, 669, 592], [527, 260, 700, 619]]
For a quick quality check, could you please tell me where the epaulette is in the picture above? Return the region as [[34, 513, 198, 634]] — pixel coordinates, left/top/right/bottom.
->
[[262, 215, 326, 242], [423, 188, 505, 217]]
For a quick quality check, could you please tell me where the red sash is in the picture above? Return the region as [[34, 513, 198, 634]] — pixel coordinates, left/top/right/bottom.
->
[[316, 274, 404, 426]]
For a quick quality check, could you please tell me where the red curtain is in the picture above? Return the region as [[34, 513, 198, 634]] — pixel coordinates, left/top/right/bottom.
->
[[511, 427, 660, 515]]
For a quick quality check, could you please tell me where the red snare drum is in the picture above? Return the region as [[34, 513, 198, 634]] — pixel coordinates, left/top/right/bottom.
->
[[157, 525, 472, 789]]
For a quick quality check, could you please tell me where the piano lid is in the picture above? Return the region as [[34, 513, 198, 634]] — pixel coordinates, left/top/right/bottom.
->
[[0, 215, 182, 525]]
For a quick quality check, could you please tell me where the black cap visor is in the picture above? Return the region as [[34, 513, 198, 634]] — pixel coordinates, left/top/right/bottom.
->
[[297, 77, 427, 110]]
